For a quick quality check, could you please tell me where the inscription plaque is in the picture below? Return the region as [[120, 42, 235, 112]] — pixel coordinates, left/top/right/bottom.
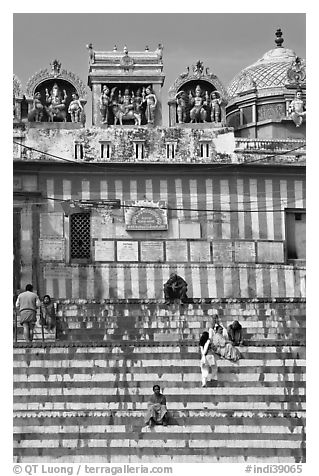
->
[[39, 239, 65, 261], [94, 240, 115, 261], [44, 265, 72, 279], [212, 241, 233, 262], [125, 200, 168, 230], [141, 241, 164, 262], [166, 241, 188, 262], [117, 241, 139, 261], [190, 241, 211, 262], [234, 241, 256, 262], [257, 241, 284, 263]]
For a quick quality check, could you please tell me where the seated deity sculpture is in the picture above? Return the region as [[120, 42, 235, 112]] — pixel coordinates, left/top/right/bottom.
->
[[100, 85, 111, 124], [68, 93, 83, 123], [112, 88, 143, 126], [143, 85, 157, 124], [189, 85, 207, 123], [210, 91, 222, 123], [28, 92, 44, 122], [288, 90, 306, 127], [175, 91, 187, 124], [45, 83, 67, 122]]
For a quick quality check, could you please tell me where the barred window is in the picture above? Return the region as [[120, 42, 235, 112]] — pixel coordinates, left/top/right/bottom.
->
[[101, 142, 111, 159], [166, 143, 176, 159], [70, 213, 91, 260], [200, 142, 210, 158], [134, 142, 144, 159], [75, 143, 84, 160]]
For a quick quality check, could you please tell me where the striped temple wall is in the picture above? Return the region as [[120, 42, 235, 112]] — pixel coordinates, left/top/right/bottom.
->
[[15, 169, 306, 299]]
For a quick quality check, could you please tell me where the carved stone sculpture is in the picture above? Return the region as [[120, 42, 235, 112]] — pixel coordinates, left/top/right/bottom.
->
[[111, 88, 142, 126], [28, 92, 44, 122], [175, 91, 187, 124], [45, 83, 67, 122], [288, 90, 306, 127], [100, 85, 111, 124], [189, 85, 207, 123], [68, 93, 83, 123], [143, 85, 157, 124], [210, 91, 222, 122]]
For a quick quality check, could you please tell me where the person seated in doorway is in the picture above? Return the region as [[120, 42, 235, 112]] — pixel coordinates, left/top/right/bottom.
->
[[227, 320, 243, 346], [145, 385, 169, 428], [164, 273, 188, 304], [199, 331, 217, 388], [15, 284, 41, 342], [40, 295, 56, 332]]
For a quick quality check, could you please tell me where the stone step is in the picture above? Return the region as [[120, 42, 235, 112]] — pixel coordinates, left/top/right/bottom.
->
[[13, 402, 306, 412], [14, 386, 305, 397], [13, 372, 305, 383], [13, 424, 305, 435]]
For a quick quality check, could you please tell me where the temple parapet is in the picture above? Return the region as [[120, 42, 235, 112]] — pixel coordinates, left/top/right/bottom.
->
[[87, 44, 165, 127]]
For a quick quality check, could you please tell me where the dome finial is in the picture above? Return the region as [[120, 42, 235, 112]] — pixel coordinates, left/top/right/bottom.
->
[[275, 28, 284, 48]]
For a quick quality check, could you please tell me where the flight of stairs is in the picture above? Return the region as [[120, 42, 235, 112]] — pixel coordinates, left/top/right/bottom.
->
[[13, 300, 306, 463]]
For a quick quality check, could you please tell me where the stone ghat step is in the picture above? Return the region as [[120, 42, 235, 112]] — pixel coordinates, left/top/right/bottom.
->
[[14, 386, 306, 397], [13, 438, 305, 450], [13, 402, 306, 412], [13, 453, 306, 464], [13, 357, 306, 368], [13, 423, 305, 435], [13, 348, 306, 361], [13, 409, 306, 421], [14, 372, 305, 384], [14, 380, 306, 389], [13, 338, 306, 347], [59, 316, 306, 325]]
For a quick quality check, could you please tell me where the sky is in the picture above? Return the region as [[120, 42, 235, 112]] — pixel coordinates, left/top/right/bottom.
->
[[13, 13, 306, 126]]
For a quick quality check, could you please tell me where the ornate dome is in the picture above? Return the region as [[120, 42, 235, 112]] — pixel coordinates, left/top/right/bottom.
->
[[227, 29, 306, 99]]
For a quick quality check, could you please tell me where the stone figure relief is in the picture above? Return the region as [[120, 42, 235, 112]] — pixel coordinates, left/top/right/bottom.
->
[[288, 90, 306, 127], [143, 85, 157, 125], [28, 92, 45, 122], [100, 85, 111, 124], [189, 85, 208, 123], [210, 91, 222, 123], [68, 93, 83, 123], [175, 91, 187, 124], [45, 83, 67, 122]]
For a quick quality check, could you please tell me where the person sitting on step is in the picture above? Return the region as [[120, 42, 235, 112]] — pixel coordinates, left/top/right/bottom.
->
[[40, 295, 56, 332], [163, 273, 188, 304], [199, 331, 217, 387], [227, 320, 243, 346], [145, 385, 169, 428], [211, 325, 242, 362], [209, 313, 228, 340]]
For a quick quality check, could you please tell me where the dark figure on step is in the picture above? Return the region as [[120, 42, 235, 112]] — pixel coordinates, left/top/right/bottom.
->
[[227, 320, 243, 346], [163, 273, 188, 304], [145, 385, 169, 428]]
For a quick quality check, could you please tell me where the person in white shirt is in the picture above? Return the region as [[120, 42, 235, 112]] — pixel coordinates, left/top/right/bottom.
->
[[15, 284, 40, 342]]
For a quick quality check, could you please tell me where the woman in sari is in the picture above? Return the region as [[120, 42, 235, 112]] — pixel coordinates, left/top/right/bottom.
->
[[212, 325, 242, 362], [199, 331, 217, 387], [145, 385, 169, 428], [40, 295, 56, 331]]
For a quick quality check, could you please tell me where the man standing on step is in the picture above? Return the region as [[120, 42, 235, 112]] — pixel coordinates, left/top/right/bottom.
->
[[164, 273, 188, 304], [15, 284, 41, 342]]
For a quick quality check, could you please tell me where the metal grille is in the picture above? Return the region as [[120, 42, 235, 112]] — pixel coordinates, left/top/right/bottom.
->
[[70, 213, 91, 259]]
